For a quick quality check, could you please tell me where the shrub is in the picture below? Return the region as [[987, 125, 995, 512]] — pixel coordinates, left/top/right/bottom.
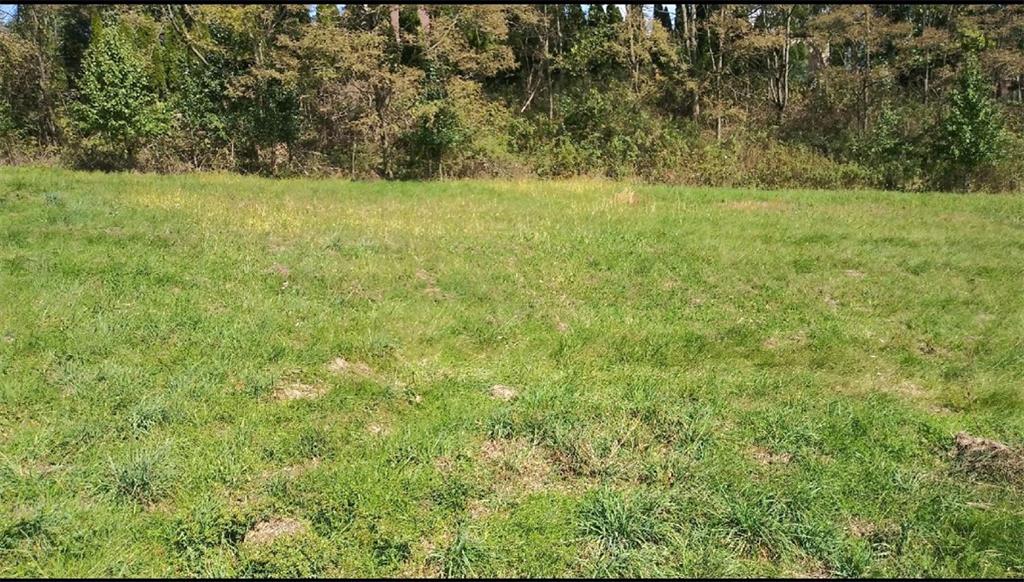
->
[[71, 25, 168, 170], [935, 53, 1007, 190]]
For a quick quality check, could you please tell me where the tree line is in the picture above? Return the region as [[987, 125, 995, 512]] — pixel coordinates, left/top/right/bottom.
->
[[1, 4, 1022, 191]]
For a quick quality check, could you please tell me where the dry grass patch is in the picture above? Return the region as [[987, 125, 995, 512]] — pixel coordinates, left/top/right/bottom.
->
[[272, 381, 326, 402], [762, 330, 808, 350], [750, 446, 793, 466], [415, 268, 445, 298], [243, 517, 308, 546], [479, 438, 560, 496], [489, 384, 518, 401], [326, 357, 373, 377], [610, 188, 648, 206], [722, 199, 794, 212]]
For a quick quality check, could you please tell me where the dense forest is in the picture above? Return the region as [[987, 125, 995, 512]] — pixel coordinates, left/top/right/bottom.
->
[[1, 4, 1023, 191]]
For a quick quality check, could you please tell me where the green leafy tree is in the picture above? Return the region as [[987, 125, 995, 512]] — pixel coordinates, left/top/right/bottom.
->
[[866, 104, 918, 189], [939, 53, 1005, 189], [315, 4, 342, 27], [72, 25, 165, 168]]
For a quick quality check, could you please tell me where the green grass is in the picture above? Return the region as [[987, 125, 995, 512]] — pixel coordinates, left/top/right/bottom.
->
[[1, 167, 1023, 577]]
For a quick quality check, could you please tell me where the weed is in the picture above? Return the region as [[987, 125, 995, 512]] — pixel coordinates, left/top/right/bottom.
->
[[432, 527, 488, 578], [578, 487, 673, 552], [108, 447, 170, 505], [127, 397, 171, 436]]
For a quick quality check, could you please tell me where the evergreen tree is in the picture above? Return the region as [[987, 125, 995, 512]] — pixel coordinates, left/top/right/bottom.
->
[[607, 5, 624, 25], [654, 4, 673, 31], [315, 4, 342, 27]]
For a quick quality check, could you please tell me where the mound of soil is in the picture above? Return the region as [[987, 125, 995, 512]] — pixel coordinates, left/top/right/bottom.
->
[[952, 432, 1024, 484]]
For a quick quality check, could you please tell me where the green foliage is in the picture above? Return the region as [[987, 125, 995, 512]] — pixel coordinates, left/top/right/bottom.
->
[[432, 527, 488, 578], [171, 498, 250, 574], [2, 4, 1024, 187], [938, 53, 1007, 189], [71, 25, 166, 169], [126, 396, 171, 437], [865, 105, 921, 190]]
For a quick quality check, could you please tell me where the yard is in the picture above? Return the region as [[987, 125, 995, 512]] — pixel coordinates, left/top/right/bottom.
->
[[1, 168, 1022, 576]]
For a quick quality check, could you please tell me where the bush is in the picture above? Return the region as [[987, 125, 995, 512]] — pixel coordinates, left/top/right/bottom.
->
[[70, 25, 168, 170], [862, 104, 923, 190], [402, 77, 520, 179], [934, 53, 1007, 191]]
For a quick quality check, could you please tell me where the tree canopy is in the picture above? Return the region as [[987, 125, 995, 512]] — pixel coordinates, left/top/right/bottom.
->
[[1, 4, 1023, 191]]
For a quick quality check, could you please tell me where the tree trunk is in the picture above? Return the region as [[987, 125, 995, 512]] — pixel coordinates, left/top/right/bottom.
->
[[543, 5, 553, 119], [715, 9, 724, 142], [924, 55, 930, 104], [861, 6, 871, 133], [779, 8, 791, 121], [390, 5, 400, 43], [417, 5, 430, 34]]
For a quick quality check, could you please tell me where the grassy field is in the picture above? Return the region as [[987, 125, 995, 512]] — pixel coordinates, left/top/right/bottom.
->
[[1, 167, 1023, 577]]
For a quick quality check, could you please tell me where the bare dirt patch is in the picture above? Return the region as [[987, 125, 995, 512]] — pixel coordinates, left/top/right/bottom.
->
[[893, 380, 927, 398], [254, 459, 322, 485], [16, 460, 62, 479], [788, 557, 832, 579], [847, 517, 876, 539], [751, 446, 793, 466], [326, 357, 374, 377], [555, 317, 569, 333], [951, 432, 1024, 484], [489, 384, 518, 401], [272, 381, 326, 402], [415, 269, 445, 298], [466, 498, 493, 520], [762, 330, 808, 350], [398, 538, 443, 578], [916, 340, 951, 358], [269, 263, 291, 278], [433, 456, 455, 474], [243, 517, 307, 546]]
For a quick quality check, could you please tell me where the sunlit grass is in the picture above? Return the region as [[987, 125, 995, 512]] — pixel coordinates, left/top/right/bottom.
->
[[1, 167, 1022, 576]]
